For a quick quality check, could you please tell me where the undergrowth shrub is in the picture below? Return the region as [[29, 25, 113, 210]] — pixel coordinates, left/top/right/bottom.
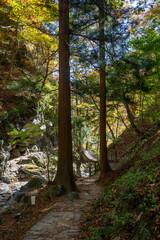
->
[[84, 140, 160, 240]]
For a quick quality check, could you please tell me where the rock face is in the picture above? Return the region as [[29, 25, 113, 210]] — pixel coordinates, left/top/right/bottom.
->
[[0, 181, 27, 213], [0, 176, 47, 214], [0, 107, 57, 178], [14, 176, 47, 205], [0, 148, 10, 179], [27, 152, 46, 167], [20, 176, 47, 192], [0, 131, 47, 180], [4, 152, 46, 181]]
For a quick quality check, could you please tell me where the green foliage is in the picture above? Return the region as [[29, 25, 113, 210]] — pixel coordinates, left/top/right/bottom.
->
[[72, 118, 90, 147], [0, 112, 9, 121], [83, 139, 160, 239], [9, 124, 44, 146], [0, 0, 160, 238], [6, 76, 42, 96], [1, 0, 159, 157]]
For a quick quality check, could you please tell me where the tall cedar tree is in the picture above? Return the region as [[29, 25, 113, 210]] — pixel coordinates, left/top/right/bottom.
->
[[54, 0, 77, 192], [99, 0, 112, 179]]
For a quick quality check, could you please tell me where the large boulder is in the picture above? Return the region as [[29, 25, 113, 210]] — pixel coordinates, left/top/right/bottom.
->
[[28, 152, 46, 167], [10, 149, 20, 159], [17, 156, 34, 165], [4, 154, 45, 181], [47, 185, 66, 197], [18, 166, 42, 180], [10, 176, 47, 208], [20, 176, 47, 192]]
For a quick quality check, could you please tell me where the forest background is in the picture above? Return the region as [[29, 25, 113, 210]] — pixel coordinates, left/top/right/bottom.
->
[[0, 0, 160, 189]]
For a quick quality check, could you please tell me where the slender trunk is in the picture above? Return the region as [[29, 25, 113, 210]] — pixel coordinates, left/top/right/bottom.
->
[[123, 94, 141, 136], [76, 161, 81, 177], [54, 0, 77, 192], [106, 120, 115, 139], [106, 120, 118, 162], [116, 119, 119, 138], [155, 52, 160, 82], [8, 26, 19, 79], [99, 0, 112, 179], [41, 48, 50, 89], [0, 49, 7, 65], [76, 94, 82, 177], [76, 94, 79, 116], [46, 151, 50, 182], [113, 101, 134, 139]]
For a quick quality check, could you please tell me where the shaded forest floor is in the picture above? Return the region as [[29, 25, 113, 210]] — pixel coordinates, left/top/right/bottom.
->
[[76, 123, 160, 240], [0, 162, 122, 240], [0, 121, 159, 240], [23, 173, 104, 240]]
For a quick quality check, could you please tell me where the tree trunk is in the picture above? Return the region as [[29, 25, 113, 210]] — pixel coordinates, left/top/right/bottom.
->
[[76, 94, 82, 177], [106, 119, 115, 139], [53, 0, 77, 192], [123, 94, 141, 136], [8, 26, 19, 79], [113, 101, 134, 139], [98, 0, 112, 179]]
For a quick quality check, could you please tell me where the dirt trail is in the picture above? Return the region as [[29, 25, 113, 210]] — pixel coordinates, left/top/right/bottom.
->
[[23, 173, 103, 240]]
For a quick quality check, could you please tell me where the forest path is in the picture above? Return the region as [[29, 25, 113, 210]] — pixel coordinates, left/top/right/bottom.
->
[[23, 173, 104, 240]]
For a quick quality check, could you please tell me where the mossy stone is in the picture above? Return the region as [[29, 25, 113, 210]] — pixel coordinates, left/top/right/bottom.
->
[[47, 185, 66, 197], [20, 176, 47, 191]]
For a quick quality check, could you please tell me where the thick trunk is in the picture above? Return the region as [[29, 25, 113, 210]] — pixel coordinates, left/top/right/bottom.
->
[[53, 0, 77, 192], [99, 0, 112, 179]]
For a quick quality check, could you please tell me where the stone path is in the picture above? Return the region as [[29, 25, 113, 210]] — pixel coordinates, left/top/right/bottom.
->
[[23, 174, 103, 240]]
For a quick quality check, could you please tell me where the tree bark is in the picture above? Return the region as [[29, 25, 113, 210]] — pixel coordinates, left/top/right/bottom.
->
[[98, 0, 112, 179], [106, 119, 115, 139], [8, 26, 19, 79], [53, 0, 77, 192], [123, 93, 141, 137], [113, 101, 134, 139]]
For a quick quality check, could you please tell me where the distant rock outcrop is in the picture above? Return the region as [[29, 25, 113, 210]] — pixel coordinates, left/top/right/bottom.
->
[[3, 152, 46, 181]]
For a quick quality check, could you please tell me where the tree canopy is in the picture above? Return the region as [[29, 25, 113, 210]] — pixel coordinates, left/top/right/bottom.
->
[[0, 0, 159, 188]]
